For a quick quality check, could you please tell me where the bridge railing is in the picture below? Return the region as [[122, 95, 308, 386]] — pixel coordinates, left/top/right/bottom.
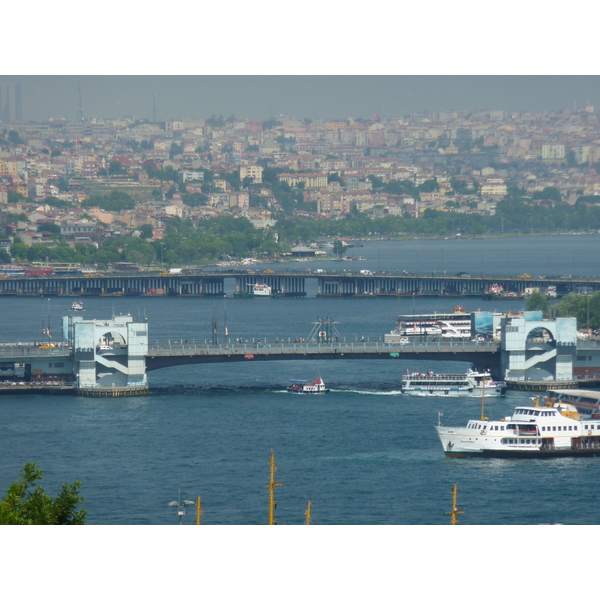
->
[[0, 345, 71, 359], [146, 339, 500, 356]]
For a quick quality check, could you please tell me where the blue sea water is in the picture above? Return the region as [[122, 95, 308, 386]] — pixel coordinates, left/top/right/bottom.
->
[[1, 235, 600, 526]]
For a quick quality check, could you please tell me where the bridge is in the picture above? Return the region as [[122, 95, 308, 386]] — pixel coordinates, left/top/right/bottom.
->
[[0, 339, 501, 374], [0, 270, 597, 298], [144, 339, 500, 373], [2, 311, 600, 396]]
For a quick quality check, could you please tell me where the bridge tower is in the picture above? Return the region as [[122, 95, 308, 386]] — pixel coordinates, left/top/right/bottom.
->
[[500, 311, 577, 382], [64, 314, 149, 395]]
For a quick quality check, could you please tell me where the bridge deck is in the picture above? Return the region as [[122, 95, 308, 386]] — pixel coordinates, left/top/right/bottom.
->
[[0, 270, 597, 297], [144, 340, 500, 372]]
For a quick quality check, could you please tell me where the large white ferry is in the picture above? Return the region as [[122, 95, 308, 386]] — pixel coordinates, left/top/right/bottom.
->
[[384, 308, 471, 341], [436, 396, 600, 458], [401, 369, 506, 396]]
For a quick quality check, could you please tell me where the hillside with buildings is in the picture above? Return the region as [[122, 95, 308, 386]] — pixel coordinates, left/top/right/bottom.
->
[[2, 106, 600, 266]]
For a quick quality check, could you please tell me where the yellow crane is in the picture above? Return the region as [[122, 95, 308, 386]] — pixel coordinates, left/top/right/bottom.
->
[[446, 483, 465, 525], [195, 495, 202, 525], [305, 501, 312, 525], [266, 450, 282, 525]]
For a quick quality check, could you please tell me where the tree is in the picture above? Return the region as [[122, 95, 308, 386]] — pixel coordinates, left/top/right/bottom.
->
[[37, 223, 61, 236], [108, 160, 125, 176], [9, 242, 28, 261], [332, 239, 347, 257], [7, 190, 27, 204], [27, 243, 49, 262], [0, 463, 86, 525], [139, 224, 154, 239], [82, 190, 135, 212], [525, 291, 550, 315]]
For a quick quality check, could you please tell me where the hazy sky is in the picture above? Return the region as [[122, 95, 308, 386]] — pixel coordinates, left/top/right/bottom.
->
[[4, 4, 599, 123], [2, 75, 600, 123]]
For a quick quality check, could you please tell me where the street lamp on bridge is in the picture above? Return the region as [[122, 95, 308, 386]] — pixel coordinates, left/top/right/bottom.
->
[[168, 489, 195, 524]]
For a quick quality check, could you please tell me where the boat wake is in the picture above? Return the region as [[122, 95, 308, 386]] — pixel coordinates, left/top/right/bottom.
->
[[332, 388, 404, 396]]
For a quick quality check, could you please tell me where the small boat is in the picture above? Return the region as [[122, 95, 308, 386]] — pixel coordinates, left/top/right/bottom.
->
[[69, 301, 84, 311], [286, 377, 330, 394], [436, 396, 600, 458], [234, 283, 279, 298], [401, 369, 506, 396]]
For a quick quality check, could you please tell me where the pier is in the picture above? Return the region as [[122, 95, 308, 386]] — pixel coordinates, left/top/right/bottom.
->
[[0, 270, 598, 298]]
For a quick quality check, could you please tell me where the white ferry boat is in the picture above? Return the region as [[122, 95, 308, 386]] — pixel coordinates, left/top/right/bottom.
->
[[384, 309, 471, 342], [251, 284, 272, 297], [235, 283, 276, 298], [287, 377, 330, 394], [436, 396, 600, 458], [69, 301, 84, 311], [401, 369, 506, 396]]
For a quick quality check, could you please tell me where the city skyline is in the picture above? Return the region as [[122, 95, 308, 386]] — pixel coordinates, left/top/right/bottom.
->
[[1, 75, 600, 123]]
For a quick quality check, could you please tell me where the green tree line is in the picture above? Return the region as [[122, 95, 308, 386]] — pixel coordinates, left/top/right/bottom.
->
[[526, 291, 600, 330]]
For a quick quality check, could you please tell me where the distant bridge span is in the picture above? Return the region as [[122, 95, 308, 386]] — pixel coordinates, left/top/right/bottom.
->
[[145, 340, 501, 375]]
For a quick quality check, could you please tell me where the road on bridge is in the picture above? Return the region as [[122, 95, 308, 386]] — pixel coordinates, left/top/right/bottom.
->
[[145, 339, 501, 373]]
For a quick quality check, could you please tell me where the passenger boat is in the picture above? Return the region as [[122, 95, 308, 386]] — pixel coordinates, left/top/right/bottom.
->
[[436, 396, 600, 458], [401, 369, 506, 396], [483, 283, 524, 301], [69, 301, 84, 311], [384, 310, 471, 342], [286, 377, 330, 394], [234, 283, 278, 298]]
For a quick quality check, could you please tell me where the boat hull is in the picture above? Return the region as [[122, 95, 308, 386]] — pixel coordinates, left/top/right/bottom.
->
[[403, 386, 506, 396], [286, 388, 330, 394], [437, 426, 600, 458], [444, 447, 600, 458]]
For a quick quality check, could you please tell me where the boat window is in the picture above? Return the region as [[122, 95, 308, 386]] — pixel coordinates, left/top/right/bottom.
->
[[553, 426, 556, 431]]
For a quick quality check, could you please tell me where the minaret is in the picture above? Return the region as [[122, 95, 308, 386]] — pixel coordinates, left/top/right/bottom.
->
[[77, 81, 83, 121]]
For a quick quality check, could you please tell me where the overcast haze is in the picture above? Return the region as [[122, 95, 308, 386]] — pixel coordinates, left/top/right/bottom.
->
[[2, 76, 600, 122]]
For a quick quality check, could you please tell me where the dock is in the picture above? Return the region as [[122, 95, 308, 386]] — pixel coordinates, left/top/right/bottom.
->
[[506, 379, 600, 392]]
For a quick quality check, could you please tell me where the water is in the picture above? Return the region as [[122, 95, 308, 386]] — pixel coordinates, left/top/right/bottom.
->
[[2, 235, 600, 526]]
